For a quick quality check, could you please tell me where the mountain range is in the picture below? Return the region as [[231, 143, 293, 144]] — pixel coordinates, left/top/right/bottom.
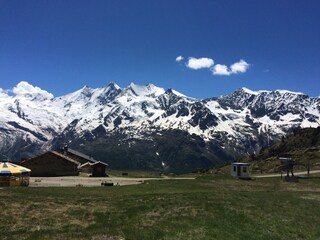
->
[[0, 81, 319, 173]]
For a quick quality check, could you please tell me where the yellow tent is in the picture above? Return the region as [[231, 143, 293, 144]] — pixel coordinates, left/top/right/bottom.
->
[[0, 162, 31, 186]]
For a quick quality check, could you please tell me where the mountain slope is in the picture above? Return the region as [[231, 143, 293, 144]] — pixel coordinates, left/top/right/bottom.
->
[[248, 127, 320, 174], [0, 81, 319, 173], [257, 127, 320, 159]]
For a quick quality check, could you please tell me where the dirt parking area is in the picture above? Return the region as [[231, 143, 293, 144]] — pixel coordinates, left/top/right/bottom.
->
[[29, 176, 194, 187], [30, 176, 147, 187]]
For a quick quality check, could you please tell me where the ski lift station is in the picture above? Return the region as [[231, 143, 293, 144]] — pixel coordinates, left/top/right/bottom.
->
[[231, 162, 251, 179]]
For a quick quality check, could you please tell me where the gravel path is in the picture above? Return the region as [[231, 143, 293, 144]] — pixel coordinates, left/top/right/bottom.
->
[[29, 176, 195, 187], [252, 170, 320, 178]]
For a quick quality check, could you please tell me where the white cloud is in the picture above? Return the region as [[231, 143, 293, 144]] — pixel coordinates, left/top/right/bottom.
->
[[212, 64, 231, 76], [13, 81, 54, 99], [0, 88, 9, 98], [186, 57, 214, 70], [176, 56, 184, 62], [212, 59, 250, 76], [230, 59, 250, 74], [180, 56, 250, 76]]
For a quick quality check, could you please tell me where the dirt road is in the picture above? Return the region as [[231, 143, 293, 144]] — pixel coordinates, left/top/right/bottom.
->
[[29, 176, 195, 187], [252, 170, 320, 178]]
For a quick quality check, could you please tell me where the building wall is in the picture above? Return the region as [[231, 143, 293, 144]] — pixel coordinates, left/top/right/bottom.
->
[[231, 164, 238, 177], [92, 164, 107, 177], [239, 166, 250, 178], [20, 152, 79, 177], [79, 165, 92, 174]]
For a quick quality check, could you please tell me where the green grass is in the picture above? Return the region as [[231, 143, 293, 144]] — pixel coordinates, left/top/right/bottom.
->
[[1, 175, 320, 239]]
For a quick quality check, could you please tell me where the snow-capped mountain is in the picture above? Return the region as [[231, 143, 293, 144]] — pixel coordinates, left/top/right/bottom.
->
[[0, 81, 319, 172]]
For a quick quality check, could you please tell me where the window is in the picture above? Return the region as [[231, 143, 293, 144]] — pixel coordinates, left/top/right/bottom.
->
[[233, 166, 236, 172], [242, 166, 247, 173]]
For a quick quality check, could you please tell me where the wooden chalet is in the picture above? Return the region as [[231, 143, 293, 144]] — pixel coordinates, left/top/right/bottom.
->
[[20, 146, 108, 177], [20, 151, 80, 177]]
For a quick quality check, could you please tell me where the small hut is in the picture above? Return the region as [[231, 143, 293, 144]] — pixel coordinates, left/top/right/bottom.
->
[[0, 162, 31, 186], [79, 161, 109, 177], [231, 162, 251, 179]]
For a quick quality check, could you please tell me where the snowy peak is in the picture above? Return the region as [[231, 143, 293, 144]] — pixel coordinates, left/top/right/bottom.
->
[[12, 81, 54, 100], [219, 87, 312, 110], [218, 87, 256, 109], [79, 86, 93, 98], [57, 83, 123, 106], [238, 87, 304, 97], [124, 82, 165, 97], [156, 89, 189, 110], [105, 82, 121, 90], [164, 88, 188, 98], [239, 87, 259, 95], [58, 86, 93, 103], [145, 83, 166, 96], [92, 82, 122, 105], [273, 89, 304, 95]]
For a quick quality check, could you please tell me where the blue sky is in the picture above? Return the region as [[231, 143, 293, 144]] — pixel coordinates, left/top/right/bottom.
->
[[0, 0, 319, 98]]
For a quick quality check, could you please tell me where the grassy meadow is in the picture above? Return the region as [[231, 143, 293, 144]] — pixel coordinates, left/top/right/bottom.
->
[[1, 174, 320, 240]]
